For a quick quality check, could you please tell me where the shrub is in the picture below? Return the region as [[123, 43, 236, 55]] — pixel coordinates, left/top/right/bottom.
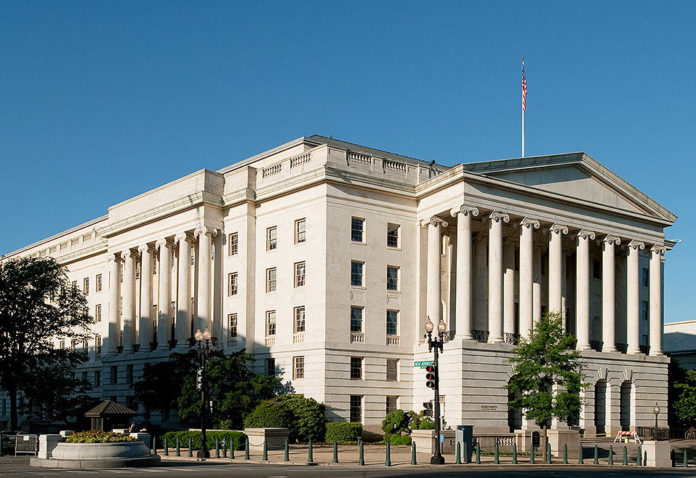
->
[[417, 417, 435, 430], [382, 409, 411, 444], [388, 434, 412, 445], [160, 430, 246, 450], [325, 422, 362, 444], [408, 410, 435, 430], [244, 394, 326, 443], [66, 430, 137, 443]]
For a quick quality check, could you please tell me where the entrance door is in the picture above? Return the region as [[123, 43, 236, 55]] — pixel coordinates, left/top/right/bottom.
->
[[594, 381, 607, 435], [620, 382, 631, 431]]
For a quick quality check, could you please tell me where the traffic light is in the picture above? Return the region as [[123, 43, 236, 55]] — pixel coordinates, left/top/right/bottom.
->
[[425, 364, 437, 389], [196, 368, 203, 390], [423, 401, 433, 417]]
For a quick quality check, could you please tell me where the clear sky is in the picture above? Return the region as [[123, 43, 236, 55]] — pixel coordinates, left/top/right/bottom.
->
[[1, 1, 693, 322]]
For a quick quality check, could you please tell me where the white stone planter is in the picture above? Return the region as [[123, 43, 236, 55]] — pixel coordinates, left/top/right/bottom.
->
[[30, 441, 161, 469], [244, 428, 289, 451]]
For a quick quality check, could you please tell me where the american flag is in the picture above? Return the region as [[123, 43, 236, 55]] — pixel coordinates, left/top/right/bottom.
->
[[522, 57, 527, 111]]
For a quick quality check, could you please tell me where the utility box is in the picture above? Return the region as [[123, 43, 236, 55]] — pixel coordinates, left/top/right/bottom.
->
[[456, 425, 474, 462]]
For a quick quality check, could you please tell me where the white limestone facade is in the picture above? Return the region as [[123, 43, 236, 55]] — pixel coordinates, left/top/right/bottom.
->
[[0, 136, 676, 437], [664, 320, 696, 369]]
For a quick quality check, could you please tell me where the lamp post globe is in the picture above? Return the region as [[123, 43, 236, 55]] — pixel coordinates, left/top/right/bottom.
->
[[653, 402, 660, 435], [424, 316, 434, 334]]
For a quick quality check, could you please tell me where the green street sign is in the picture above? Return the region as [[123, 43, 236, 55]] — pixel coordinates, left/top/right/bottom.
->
[[414, 360, 433, 369]]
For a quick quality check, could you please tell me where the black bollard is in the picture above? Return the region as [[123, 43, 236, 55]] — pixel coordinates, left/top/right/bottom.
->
[[188, 437, 193, 458], [411, 441, 417, 465], [622, 445, 628, 465], [578, 444, 583, 464], [359, 439, 365, 466], [494, 441, 499, 464], [215, 438, 220, 459], [262, 440, 268, 461], [244, 437, 249, 460], [308, 439, 314, 464], [164, 437, 168, 456], [385, 441, 391, 467], [476, 441, 481, 464], [285, 438, 290, 462], [594, 445, 599, 464], [512, 442, 518, 464], [563, 443, 568, 464], [609, 445, 614, 465], [455, 442, 461, 464], [230, 439, 235, 460], [176, 437, 180, 457], [333, 441, 338, 463], [530, 444, 535, 464]]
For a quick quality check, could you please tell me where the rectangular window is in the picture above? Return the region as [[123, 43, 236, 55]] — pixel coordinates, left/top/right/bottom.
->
[[593, 260, 601, 279], [126, 364, 134, 385], [227, 272, 238, 296], [641, 300, 649, 321], [111, 366, 118, 385], [266, 310, 277, 336], [386, 359, 399, 382], [293, 356, 304, 379], [350, 306, 363, 332], [95, 304, 102, 323], [228, 232, 239, 256], [386, 396, 398, 415], [266, 358, 276, 376], [387, 223, 400, 248], [642, 267, 649, 287], [294, 306, 306, 333], [350, 395, 362, 423], [95, 335, 101, 354], [266, 226, 277, 251], [294, 261, 306, 287], [541, 254, 548, 276], [266, 267, 277, 292], [295, 218, 306, 244], [228, 313, 238, 338], [95, 370, 101, 387], [386, 266, 399, 291], [351, 217, 365, 242], [386, 310, 399, 336], [351, 261, 364, 286], [350, 357, 363, 380], [96, 274, 102, 292]]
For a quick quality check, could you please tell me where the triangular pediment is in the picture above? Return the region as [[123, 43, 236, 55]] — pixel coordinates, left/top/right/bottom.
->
[[463, 153, 676, 223]]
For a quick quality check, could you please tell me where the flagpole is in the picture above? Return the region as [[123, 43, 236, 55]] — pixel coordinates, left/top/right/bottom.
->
[[521, 56, 526, 158]]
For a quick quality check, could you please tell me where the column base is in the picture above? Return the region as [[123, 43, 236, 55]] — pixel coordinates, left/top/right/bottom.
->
[[576, 344, 591, 351]]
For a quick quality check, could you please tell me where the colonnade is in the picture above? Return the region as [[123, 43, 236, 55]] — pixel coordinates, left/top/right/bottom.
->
[[104, 227, 217, 354], [425, 207, 665, 356]]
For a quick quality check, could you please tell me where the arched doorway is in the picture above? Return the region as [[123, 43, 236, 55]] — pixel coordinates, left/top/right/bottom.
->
[[594, 381, 607, 436], [620, 381, 632, 431]]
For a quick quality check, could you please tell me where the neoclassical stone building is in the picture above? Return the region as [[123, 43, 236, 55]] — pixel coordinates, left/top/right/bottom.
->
[[1, 135, 676, 436]]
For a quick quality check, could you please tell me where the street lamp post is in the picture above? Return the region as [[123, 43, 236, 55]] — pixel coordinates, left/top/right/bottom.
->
[[424, 316, 447, 465], [195, 328, 212, 459], [653, 402, 660, 440]]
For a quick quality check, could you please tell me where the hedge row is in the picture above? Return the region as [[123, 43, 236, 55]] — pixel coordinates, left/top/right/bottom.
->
[[324, 422, 362, 444], [161, 430, 246, 450]]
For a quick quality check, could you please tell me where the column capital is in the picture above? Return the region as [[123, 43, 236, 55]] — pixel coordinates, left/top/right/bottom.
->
[[628, 240, 645, 251], [489, 211, 510, 224], [577, 229, 596, 241], [550, 223, 568, 235], [156, 238, 174, 249], [194, 226, 219, 238], [650, 244, 667, 255], [450, 205, 479, 218], [603, 234, 621, 246], [520, 217, 540, 230], [138, 243, 156, 255], [122, 249, 137, 260], [421, 216, 448, 228], [175, 232, 193, 243], [106, 252, 121, 264]]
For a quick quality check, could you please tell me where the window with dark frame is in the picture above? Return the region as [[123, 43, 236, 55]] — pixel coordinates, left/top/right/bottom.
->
[[294, 261, 306, 287], [266, 310, 276, 336], [386, 310, 398, 336], [293, 356, 304, 379], [351, 261, 364, 286], [229, 313, 238, 338], [294, 306, 306, 333], [96, 274, 102, 292], [642, 267, 649, 287], [387, 223, 400, 248], [295, 218, 306, 244], [386, 359, 398, 381], [350, 306, 363, 332], [386, 396, 398, 414], [267, 226, 277, 251], [350, 357, 363, 380], [351, 217, 365, 242], [266, 358, 276, 376], [228, 232, 239, 256], [266, 267, 277, 292], [350, 395, 362, 423], [387, 266, 399, 290], [228, 272, 238, 296]]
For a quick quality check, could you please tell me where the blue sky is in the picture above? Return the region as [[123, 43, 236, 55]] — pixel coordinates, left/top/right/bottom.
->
[[1, 1, 693, 322]]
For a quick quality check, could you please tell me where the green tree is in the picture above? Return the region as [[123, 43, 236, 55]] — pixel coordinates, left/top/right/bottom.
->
[[0, 257, 92, 429], [382, 409, 411, 444], [670, 360, 696, 428], [506, 312, 584, 448], [243, 394, 326, 442], [135, 350, 281, 429]]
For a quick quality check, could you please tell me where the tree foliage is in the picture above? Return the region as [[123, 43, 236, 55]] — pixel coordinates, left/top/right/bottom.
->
[[669, 359, 696, 428], [506, 312, 584, 431], [0, 257, 92, 429], [134, 350, 281, 429], [244, 394, 326, 442]]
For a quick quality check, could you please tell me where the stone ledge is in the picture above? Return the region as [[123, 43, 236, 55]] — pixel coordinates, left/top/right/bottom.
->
[[30, 455, 161, 469]]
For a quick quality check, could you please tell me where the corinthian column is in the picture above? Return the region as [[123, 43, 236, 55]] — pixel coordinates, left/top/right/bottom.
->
[[650, 245, 665, 355], [106, 254, 121, 355], [602, 235, 620, 352], [576, 229, 595, 350], [195, 227, 216, 334], [549, 224, 568, 315], [503, 239, 516, 340], [488, 211, 509, 343], [156, 239, 172, 349], [627, 240, 645, 354], [121, 249, 136, 352], [533, 246, 542, 324], [519, 218, 539, 338], [176, 233, 192, 347], [138, 244, 154, 350], [451, 206, 478, 340], [426, 216, 448, 324]]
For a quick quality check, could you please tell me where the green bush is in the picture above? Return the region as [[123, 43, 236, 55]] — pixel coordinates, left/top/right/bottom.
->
[[325, 422, 362, 444], [160, 430, 246, 450], [244, 394, 325, 443], [388, 434, 412, 445], [382, 409, 411, 444], [66, 430, 137, 443], [417, 417, 435, 430], [408, 410, 435, 430]]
